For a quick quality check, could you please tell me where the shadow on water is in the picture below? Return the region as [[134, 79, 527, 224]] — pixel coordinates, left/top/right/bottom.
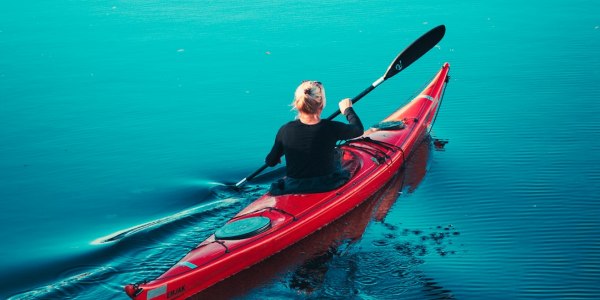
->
[[193, 137, 460, 300]]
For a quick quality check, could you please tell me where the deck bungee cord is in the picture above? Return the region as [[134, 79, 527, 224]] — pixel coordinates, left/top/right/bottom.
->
[[343, 137, 405, 166]]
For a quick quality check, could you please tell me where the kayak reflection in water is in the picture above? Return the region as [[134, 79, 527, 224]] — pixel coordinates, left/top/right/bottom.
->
[[265, 80, 364, 195]]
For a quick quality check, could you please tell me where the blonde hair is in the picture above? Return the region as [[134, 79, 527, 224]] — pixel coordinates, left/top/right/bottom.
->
[[292, 81, 326, 115]]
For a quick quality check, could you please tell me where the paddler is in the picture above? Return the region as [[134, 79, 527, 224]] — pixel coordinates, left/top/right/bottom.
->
[[265, 80, 364, 195]]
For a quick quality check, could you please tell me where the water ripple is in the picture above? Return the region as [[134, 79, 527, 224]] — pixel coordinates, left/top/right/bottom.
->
[[8, 266, 118, 300]]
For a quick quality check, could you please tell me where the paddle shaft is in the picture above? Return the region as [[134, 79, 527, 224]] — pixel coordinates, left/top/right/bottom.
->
[[326, 78, 382, 121], [236, 165, 268, 187]]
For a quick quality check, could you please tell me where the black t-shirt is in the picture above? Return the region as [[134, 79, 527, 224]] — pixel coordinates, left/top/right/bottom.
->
[[265, 108, 363, 179]]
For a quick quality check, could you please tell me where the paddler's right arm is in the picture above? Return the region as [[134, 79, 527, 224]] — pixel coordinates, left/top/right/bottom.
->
[[265, 127, 284, 166], [337, 98, 364, 139]]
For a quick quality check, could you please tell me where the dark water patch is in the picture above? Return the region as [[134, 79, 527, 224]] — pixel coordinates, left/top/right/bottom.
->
[[371, 238, 391, 247], [383, 222, 399, 231], [379, 222, 462, 259], [287, 248, 336, 294], [314, 249, 453, 300]]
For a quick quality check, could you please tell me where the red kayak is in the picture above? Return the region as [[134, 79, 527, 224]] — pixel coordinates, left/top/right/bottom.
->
[[125, 62, 450, 300]]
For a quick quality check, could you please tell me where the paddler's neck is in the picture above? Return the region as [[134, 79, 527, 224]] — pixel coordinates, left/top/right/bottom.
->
[[298, 111, 322, 125]]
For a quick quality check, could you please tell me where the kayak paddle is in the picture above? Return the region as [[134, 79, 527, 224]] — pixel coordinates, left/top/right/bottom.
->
[[235, 25, 446, 188]]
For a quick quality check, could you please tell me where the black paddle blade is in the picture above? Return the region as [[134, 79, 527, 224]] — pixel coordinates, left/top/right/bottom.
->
[[383, 25, 446, 80]]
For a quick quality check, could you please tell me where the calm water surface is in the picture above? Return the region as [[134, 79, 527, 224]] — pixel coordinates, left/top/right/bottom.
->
[[1, 0, 599, 299]]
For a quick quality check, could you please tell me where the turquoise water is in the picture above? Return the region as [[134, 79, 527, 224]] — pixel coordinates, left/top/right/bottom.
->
[[2, 1, 599, 299]]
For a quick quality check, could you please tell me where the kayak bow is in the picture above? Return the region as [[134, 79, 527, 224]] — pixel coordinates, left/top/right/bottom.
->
[[125, 63, 450, 300]]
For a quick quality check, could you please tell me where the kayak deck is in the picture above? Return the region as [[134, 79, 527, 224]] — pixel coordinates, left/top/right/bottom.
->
[[125, 63, 450, 300]]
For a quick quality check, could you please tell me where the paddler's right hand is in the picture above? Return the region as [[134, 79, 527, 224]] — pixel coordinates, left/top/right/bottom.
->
[[339, 98, 352, 115]]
